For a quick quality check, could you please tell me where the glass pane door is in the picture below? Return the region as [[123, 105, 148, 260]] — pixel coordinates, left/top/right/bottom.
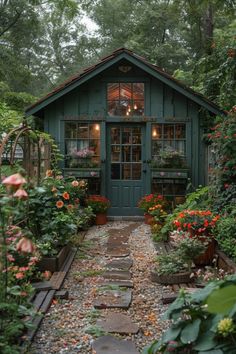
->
[[110, 126, 142, 180]]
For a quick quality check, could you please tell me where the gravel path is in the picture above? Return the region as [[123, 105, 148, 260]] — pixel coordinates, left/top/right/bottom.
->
[[30, 222, 171, 353]]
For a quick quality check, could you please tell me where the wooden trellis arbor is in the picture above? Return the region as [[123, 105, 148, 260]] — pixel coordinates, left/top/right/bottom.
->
[[0, 123, 52, 184]]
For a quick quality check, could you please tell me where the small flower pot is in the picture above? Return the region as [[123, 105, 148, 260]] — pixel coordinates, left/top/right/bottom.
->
[[151, 270, 193, 284], [95, 213, 107, 225], [144, 213, 154, 225]]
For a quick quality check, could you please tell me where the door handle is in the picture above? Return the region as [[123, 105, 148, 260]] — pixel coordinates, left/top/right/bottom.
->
[[142, 170, 147, 173]]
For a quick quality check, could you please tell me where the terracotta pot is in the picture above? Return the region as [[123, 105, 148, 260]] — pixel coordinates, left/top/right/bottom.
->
[[194, 239, 216, 266], [95, 213, 107, 225], [144, 213, 154, 225]]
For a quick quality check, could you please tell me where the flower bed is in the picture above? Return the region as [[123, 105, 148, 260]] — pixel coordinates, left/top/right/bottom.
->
[[37, 244, 71, 272]]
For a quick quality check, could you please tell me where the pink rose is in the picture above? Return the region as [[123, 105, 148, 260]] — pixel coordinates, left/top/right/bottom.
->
[[2, 173, 26, 191], [13, 189, 28, 200], [16, 237, 36, 254]]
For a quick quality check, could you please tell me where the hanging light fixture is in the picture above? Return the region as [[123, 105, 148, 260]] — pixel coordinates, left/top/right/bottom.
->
[[95, 124, 100, 131], [134, 103, 137, 110]]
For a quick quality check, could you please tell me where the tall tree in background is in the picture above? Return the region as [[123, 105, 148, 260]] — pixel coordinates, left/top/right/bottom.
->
[[0, 0, 235, 110]]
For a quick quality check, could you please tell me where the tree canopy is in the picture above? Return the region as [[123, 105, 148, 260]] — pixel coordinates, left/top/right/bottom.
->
[[0, 0, 235, 115]]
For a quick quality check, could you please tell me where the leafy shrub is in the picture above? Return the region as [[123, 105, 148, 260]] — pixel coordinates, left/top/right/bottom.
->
[[143, 275, 236, 353], [214, 210, 236, 262]]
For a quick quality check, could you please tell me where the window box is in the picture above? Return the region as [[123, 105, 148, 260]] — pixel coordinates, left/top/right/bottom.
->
[[63, 167, 101, 178], [151, 168, 189, 179]]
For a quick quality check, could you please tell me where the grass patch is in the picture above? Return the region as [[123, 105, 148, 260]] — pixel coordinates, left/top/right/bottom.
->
[[98, 285, 128, 292], [86, 309, 100, 322], [85, 325, 106, 337], [73, 269, 104, 278]]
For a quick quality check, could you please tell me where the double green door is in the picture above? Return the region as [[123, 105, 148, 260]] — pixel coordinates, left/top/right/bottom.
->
[[106, 125, 146, 216]]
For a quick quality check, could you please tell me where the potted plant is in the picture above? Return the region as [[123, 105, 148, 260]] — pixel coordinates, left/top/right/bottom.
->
[[69, 148, 96, 168], [138, 194, 166, 224], [86, 195, 110, 225], [158, 147, 186, 168], [173, 209, 220, 265], [151, 233, 206, 284], [151, 252, 193, 284]]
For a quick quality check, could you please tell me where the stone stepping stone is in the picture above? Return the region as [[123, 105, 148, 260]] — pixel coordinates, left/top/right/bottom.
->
[[92, 335, 139, 354], [93, 289, 132, 309], [98, 279, 134, 288], [106, 247, 130, 257], [106, 258, 133, 270], [97, 313, 139, 334], [103, 270, 131, 280]]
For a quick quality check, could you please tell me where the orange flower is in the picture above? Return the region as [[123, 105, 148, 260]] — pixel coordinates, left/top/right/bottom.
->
[[62, 192, 70, 200], [67, 204, 74, 211], [46, 169, 53, 177], [51, 186, 57, 193], [56, 200, 64, 208], [43, 270, 52, 280], [15, 272, 24, 279]]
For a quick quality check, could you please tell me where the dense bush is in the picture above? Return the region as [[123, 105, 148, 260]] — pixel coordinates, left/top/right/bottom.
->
[[214, 209, 236, 262], [143, 275, 236, 353]]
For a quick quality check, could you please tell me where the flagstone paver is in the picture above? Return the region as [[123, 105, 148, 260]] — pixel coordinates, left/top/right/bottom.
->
[[106, 247, 130, 257], [92, 335, 139, 354], [97, 312, 139, 334], [30, 222, 171, 354], [105, 258, 133, 270], [93, 289, 132, 309], [102, 270, 132, 280]]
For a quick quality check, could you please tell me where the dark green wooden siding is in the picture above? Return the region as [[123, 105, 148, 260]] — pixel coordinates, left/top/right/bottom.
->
[[44, 65, 208, 190]]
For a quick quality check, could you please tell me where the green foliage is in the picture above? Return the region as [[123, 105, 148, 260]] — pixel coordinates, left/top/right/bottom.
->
[[3, 91, 36, 111], [0, 102, 22, 136], [155, 253, 187, 275], [208, 109, 236, 209], [143, 275, 236, 353], [214, 209, 236, 262], [77, 206, 95, 230]]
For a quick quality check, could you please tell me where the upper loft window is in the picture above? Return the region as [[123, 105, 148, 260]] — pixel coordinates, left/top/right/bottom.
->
[[107, 83, 144, 116]]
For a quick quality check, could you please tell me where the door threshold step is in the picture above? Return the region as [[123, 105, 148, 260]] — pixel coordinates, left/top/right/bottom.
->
[[108, 216, 144, 221]]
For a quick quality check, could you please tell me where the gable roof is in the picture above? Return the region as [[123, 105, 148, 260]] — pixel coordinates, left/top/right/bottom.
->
[[25, 47, 225, 117]]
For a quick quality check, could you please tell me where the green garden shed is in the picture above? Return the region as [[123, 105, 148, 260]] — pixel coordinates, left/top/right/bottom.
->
[[25, 48, 225, 216]]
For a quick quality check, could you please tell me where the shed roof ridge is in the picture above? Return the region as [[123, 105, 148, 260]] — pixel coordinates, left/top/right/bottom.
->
[[25, 47, 225, 116]]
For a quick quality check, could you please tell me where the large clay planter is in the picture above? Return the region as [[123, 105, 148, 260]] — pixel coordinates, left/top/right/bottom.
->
[[194, 239, 216, 266], [144, 213, 154, 225], [95, 213, 107, 225]]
